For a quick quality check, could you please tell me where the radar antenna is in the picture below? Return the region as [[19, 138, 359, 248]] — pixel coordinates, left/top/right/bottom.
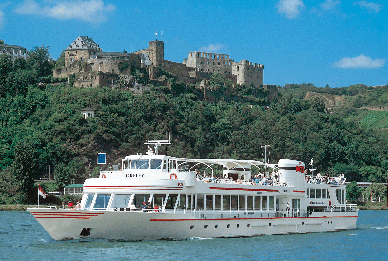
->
[[145, 133, 171, 155]]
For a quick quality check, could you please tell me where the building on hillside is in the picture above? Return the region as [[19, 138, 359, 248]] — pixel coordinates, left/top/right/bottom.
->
[[81, 108, 95, 119], [0, 43, 28, 61], [64, 184, 83, 195], [54, 36, 266, 90], [184, 51, 264, 87]]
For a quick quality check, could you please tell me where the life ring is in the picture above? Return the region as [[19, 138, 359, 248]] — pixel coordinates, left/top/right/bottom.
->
[[170, 173, 177, 179], [102, 174, 106, 178]]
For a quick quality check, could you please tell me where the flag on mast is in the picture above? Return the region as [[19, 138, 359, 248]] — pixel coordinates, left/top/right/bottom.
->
[[38, 185, 47, 199]]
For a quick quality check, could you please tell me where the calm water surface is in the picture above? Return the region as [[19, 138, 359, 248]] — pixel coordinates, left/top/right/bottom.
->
[[1, 210, 387, 260]]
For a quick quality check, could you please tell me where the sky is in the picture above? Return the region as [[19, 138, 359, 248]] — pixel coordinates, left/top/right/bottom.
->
[[0, 0, 387, 87]]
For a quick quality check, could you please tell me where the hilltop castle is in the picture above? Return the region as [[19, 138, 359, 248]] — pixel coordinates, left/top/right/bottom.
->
[[53, 36, 264, 90]]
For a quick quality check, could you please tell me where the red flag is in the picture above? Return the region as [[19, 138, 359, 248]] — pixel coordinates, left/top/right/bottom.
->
[[38, 186, 47, 199]]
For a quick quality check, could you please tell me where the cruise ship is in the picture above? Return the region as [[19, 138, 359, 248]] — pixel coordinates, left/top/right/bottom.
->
[[28, 139, 358, 240]]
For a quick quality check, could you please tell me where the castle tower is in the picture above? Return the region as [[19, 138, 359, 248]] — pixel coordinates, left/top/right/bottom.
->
[[65, 36, 102, 66], [148, 40, 164, 66]]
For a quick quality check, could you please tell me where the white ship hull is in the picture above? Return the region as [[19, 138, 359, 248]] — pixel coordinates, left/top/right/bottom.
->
[[28, 209, 358, 241], [29, 141, 358, 241]]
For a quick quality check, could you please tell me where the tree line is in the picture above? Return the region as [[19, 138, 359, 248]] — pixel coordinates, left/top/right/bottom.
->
[[0, 47, 387, 204]]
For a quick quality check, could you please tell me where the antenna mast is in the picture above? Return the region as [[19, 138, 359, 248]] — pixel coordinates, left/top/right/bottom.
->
[[261, 145, 271, 176], [144, 133, 171, 155]]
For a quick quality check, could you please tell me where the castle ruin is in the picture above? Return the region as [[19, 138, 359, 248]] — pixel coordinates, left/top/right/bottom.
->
[[54, 36, 264, 91]]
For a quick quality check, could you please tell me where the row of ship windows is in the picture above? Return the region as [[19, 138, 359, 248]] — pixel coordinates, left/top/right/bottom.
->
[[188, 221, 333, 229], [84, 193, 284, 211], [307, 188, 345, 204], [190, 224, 249, 229]]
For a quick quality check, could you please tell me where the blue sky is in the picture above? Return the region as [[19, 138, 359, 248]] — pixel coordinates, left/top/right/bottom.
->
[[0, 0, 386, 87]]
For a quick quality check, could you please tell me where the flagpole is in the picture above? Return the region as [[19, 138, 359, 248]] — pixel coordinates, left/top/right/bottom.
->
[[37, 184, 40, 208]]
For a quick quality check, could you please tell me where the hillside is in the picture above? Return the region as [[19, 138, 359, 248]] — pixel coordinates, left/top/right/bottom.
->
[[1, 50, 388, 204]]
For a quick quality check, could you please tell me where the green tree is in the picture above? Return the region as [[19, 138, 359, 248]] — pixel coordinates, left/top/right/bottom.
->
[[27, 46, 53, 78], [346, 181, 361, 202], [362, 183, 387, 202]]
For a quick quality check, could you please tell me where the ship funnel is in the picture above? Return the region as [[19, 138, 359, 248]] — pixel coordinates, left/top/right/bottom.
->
[[278, 159, 305, 189]]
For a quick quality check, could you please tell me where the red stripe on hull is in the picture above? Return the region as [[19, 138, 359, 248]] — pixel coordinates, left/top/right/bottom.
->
[[35, 217, 92, 219]]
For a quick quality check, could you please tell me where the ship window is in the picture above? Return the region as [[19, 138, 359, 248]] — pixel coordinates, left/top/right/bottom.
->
[[131, 159, 149, 169], [247, 196, 253, 210], [262, 196, 268, 210], [231, 195, 238, 210], [239, 195, 245, 211], [84, 194, 94, 209], [187, 194, 193, 211], [93, 194, 111, 209], [196, 194, 205, 210], [169, 160, 177, 169], [254, 196, 261, 210], [150, 159, 162, 169], [206, 195, 213, 210], [165, 194, 179, 209], [310, 189, 316, 198], [111, 194, 132, 209], [223, 195, 230, 211], [316, 189, 321, 199], [215, 195, 221, 210], [154, 194, 164, 208], [177, 194, 186, 209], [134, 194, 151, 208], [336, 189, 344, 204], [269, 196, 274, 210], [322, 189, 327, 199]]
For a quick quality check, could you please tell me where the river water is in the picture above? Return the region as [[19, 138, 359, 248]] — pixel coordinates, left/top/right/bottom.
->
[[1, 210, 387, 260]]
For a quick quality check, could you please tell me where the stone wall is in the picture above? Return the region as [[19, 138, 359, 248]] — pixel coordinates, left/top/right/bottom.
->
[[184, 51, 264, 88], [185, 51, 233, 75], [162, 60, 198, 84], [74, 72, 119, 88], [232, 60, 264, 88]]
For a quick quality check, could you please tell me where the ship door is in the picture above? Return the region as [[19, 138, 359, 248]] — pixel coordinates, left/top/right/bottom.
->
[[292, 199, 300, 217]]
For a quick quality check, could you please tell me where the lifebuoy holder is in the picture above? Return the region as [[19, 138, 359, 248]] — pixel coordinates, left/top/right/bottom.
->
[[170, 173, 177, 179]]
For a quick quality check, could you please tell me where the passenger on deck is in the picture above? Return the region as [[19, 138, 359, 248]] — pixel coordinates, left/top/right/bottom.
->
[[154, 204, 159, 212], [142, 202, 147, 212]]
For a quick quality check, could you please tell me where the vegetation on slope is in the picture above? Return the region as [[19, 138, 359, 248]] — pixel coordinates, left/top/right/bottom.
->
[[0, 49, 387, 204]]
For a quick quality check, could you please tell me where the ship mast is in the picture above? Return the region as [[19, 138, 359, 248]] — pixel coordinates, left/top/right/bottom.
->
[[145, 134, 171, 155]]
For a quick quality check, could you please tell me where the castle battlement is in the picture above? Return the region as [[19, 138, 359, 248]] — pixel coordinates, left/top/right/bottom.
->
[[55, 36, 265, 89]]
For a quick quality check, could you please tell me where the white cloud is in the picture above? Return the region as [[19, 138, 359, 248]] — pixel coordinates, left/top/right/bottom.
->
[[199, 44, 224, 53], [334, 54, 385, 69], [353, 1, 383, 13], [277, 0, 305, 19], [14, 0, 115, 23], [320, 0, 341, 11]]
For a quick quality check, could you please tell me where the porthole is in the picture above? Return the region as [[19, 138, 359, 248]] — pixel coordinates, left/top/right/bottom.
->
[[215, 225, 218, 228], [190, 225, 194, 229], [269, 223, 272, 226], [247, 224, 250, 227], [227, 224, 230, 228], [204, 225, 208, 228], [237, 224, 240, 228]]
